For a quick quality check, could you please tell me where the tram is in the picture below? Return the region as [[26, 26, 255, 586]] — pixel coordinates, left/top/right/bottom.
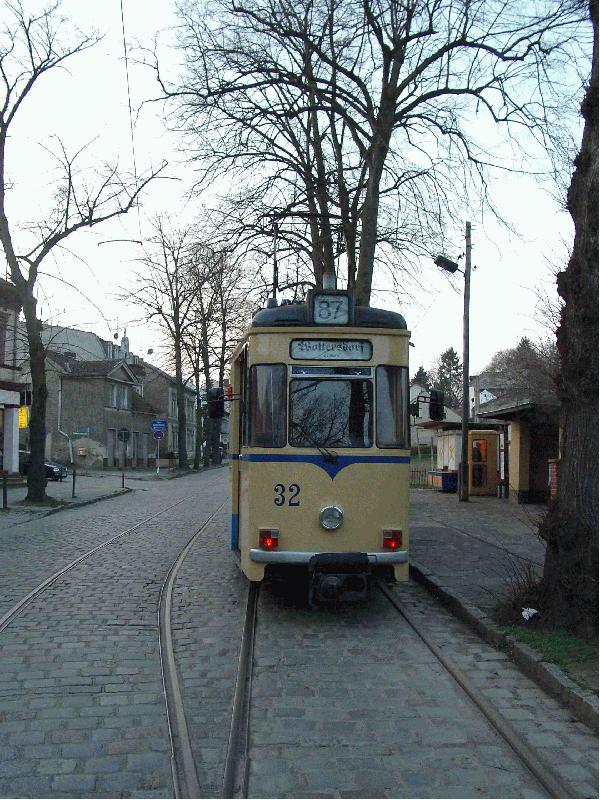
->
[[211, 287, 440, 604]]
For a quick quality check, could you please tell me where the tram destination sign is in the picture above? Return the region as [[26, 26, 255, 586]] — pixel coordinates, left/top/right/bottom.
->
[[290, 339, 372, 361]]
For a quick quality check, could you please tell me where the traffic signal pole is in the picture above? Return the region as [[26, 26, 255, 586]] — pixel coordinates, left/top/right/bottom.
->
[[459, 222, 472, 502]]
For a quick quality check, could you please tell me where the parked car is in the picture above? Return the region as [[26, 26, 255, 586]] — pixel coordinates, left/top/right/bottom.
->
[[19, 451, 68, 481]]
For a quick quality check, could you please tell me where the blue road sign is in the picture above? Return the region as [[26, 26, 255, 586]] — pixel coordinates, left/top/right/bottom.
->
[[151, 419, 168, 432], [153, 430, 165, 440]]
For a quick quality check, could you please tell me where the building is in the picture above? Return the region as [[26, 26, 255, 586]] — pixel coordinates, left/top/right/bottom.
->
[[479, 395, 560, 504], [21, 351, 159, 469], [0, 280, 25, 475], [138, 362, 197, 461], [18, 326, 196, 469]]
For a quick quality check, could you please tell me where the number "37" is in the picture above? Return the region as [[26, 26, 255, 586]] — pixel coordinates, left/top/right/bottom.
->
[[274, 484, 300, 506]]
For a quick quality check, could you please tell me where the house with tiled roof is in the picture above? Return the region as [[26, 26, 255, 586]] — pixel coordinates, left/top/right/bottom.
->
[[18, 324, 197, 469], [26, 352, 159, 469]]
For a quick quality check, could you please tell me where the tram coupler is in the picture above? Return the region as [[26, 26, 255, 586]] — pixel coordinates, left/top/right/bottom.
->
[[308, 553, 370, 606]]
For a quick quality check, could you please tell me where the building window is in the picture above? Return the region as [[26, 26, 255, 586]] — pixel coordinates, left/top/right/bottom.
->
[[186, 426, 195, 454], [108, 383, 130, 409], [170, 390, 178, 418], [186, 399, 195, 420]]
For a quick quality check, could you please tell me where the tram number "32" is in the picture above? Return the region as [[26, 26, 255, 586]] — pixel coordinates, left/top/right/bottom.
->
[[274, 484, 301, 506]]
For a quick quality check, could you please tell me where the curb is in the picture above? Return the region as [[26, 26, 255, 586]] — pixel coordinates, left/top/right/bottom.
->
[[9, 488, 133, 523], [409, 560, 599, 733]]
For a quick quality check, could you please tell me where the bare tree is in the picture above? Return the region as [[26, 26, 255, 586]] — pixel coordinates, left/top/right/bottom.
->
[[126, 218, 198, 469], [182, 244, 251, 467], [158, 0, 588, 304], [0, 2, 163, 501]]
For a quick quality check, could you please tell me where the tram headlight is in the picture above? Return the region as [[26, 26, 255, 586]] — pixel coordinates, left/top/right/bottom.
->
[[319, 506, 343, 530]]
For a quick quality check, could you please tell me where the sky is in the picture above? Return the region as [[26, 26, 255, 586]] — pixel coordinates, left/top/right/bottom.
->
[[2, 1, 582, 378]]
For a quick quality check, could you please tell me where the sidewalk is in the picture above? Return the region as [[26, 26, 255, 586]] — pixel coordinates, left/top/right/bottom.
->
[[409, 487, 598, 729], [0, 474, 130, 529], [0, 467, 206, 530]]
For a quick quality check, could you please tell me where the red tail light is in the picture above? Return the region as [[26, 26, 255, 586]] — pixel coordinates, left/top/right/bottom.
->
[[383, 530, 402, 550], [259, 529, 279, 549]]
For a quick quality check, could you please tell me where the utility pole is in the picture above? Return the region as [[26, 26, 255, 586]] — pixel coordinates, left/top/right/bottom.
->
[[272, 222, 279, 301], [459, 222, 472, 501]]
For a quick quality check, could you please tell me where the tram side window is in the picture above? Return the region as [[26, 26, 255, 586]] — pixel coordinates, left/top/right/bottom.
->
[[376, 366, 410, 448], [248, 364, 287, 447]]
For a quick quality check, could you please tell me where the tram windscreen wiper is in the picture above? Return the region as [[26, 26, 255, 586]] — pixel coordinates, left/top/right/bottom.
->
[[291, 422, 338, 463]]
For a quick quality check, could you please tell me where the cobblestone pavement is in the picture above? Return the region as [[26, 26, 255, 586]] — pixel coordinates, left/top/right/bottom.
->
[[248, 579, 598, 799], [170, 503, 246, 797], [0, 469, 226, 619], [409, 489, 546, 612], [0, 469, 210, 532], [1, 468, 597, 799], [0, 468, 230, 798]]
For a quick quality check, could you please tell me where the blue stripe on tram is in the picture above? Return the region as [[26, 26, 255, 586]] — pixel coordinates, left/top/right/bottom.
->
[[237, 453, 409, 480], [231, 514, 239, 550]]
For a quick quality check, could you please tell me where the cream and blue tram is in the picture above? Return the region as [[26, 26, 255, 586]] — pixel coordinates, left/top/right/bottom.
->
[[226, 289, 411, 603]]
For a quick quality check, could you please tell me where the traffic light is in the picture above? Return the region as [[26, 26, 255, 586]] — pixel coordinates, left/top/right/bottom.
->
[[429, 389, 445, 421], [207, 387, 225, 418]]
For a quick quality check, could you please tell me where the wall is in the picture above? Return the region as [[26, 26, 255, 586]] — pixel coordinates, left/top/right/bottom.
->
[[509, 420, 531, 503]]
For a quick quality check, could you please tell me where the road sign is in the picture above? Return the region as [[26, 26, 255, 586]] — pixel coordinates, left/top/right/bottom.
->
[[118, 428, 130, 442], [151, 419, 168, 432], [153, 430, 165, 440]]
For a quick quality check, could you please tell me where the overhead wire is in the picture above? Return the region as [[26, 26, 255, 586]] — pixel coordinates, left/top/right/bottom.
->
[[119, 0, 143, 239]]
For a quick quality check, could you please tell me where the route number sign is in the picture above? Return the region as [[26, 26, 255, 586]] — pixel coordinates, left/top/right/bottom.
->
[[312, 293, 350, 325]]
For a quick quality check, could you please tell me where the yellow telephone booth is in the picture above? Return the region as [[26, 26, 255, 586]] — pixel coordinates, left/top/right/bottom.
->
[[468, 430, 499, 496]]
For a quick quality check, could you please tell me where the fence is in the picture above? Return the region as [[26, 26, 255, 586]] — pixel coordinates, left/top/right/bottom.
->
[[410, 468, 429, 488]]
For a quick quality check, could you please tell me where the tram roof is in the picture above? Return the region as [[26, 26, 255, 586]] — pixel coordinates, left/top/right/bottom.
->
[[251, 303, 407, 330]]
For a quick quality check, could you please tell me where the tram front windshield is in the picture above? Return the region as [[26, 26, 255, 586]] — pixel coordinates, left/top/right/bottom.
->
[[247, 363, 409, 449], [290, 379, 372, 448]]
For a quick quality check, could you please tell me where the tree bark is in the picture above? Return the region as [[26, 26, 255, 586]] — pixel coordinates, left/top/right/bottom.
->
[[174, 335, 188, 470], [538, 0, 598, 636], [22, 290, 48, 502], [355, 99, 395, 306]]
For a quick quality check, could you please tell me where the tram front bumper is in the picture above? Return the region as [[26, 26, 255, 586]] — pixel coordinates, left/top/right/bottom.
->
[[249, 549, 407, 565]]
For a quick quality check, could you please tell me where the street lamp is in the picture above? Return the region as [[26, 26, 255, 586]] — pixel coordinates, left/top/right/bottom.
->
[[434, 221, 472, 502]]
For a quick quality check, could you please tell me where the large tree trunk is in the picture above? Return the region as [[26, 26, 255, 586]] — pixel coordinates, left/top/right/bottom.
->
[[175, 342, 188, 470], [355, 100, 395, 306], [538, 0, 598, 637], [22, 291, 48, 502]]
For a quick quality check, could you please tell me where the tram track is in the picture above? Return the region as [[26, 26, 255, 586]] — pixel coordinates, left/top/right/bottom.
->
[[0, 494, 195, 636], [0, 469, 229, 637], [215, 577, 590, 800], [0, 473, 232, 799], [158, 500, 228, 799], [377, 580, 574, 800]]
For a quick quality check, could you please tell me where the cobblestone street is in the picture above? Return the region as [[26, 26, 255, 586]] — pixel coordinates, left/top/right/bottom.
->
[[0, 468, 232, 798], [0, 468, 597, 798]]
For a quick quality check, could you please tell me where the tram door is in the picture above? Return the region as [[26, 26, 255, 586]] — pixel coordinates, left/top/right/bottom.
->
[[468, 430, 499, 496]]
